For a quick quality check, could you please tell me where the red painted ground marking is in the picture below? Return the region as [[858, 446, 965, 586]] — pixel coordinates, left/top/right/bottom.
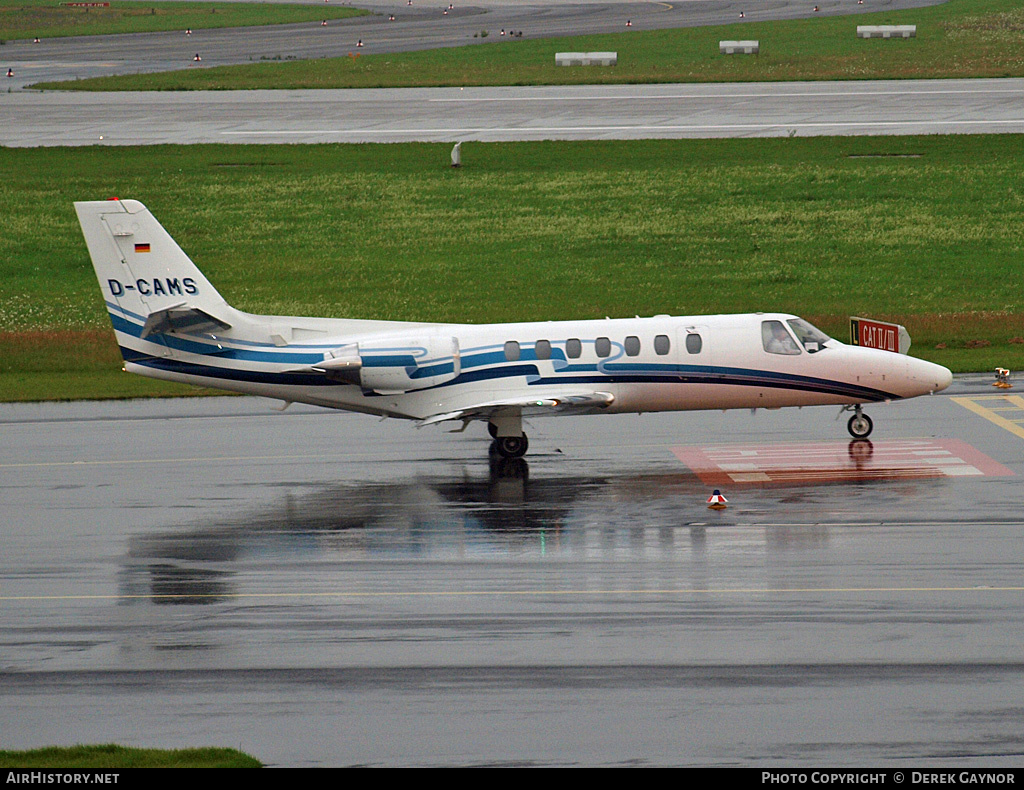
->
[[672, 439, 1014, 486]]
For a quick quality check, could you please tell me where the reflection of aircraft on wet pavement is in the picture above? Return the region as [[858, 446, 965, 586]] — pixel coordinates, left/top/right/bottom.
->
[[118, 467, 706, 601], [78, 200, 952, 459], [121, 443, 955, 604]]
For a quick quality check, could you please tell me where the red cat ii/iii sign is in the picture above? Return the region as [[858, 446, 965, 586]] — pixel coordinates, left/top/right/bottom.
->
[[850, 316, 911, 355]]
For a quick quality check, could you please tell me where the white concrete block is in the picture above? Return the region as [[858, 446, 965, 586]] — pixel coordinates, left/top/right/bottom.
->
[[719, 40, 759, 55], [857, 25, 916, 39]]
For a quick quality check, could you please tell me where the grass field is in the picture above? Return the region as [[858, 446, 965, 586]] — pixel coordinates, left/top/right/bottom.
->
[[0, 744, 261, 768], [2, 135, 1023, 401], [32, 0, 1024, 91], [0, 0, 366, 42]]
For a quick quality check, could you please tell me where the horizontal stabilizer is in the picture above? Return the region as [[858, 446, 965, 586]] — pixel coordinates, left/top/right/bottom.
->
[[140, 303, 232, 339]]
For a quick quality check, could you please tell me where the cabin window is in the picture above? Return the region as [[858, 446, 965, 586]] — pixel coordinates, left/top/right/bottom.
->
[[535, 339, 552, 360], [654, 334, 671, 355], [624, 336, 641, 357], [504, 340, 521, 361], [566, 338, 582, 359], [685, 333, 703, 354], [595, 337, 612, 357], [762, 320, 801, 355]]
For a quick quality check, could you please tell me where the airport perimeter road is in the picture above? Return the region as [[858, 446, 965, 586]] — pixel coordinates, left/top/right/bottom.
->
[[4, 376, 1024, 765], [0, 0, 946, 89], [4, 78, 1024, 145]]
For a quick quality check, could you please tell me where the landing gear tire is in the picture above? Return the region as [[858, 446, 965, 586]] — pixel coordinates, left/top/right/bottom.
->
[[494, 435, 529, 459], [847, 412, 873, 439]]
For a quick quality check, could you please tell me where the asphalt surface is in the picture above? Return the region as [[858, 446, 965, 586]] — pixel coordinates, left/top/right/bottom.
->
[[5, 78, 1024, 145], [1, 0, 947, 90], [4, 375, 1024, 765]]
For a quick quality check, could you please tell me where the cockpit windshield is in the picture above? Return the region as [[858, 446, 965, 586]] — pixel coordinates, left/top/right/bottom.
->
[[786, 318, 832, 353]]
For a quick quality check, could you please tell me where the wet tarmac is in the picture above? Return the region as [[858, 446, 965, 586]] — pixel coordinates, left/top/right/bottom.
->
[[3, 374, 1024, 765]]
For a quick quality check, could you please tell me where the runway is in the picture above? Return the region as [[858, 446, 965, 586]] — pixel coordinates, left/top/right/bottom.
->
[[4, 376, 1024, 765], [1, 0, 946, 89], [5, 78, 1024, 145]]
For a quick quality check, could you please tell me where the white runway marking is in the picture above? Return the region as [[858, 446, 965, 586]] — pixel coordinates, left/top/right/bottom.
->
[[428, 87, 1024, 102], [221, 119, 1024, 137]]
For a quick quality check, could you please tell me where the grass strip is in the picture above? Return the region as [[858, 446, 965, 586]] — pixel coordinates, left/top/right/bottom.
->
[[1, 135, 1023, 401], [0, 744, 261, 768], [0, 0, 366, 42], [31, 0, 1024, 91]]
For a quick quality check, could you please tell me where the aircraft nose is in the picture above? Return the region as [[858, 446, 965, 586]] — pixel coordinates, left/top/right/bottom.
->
[[908, 356, 953, 393]]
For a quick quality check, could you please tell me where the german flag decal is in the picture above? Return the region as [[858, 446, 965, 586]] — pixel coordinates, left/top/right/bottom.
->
[[134, 243, 151, 253]]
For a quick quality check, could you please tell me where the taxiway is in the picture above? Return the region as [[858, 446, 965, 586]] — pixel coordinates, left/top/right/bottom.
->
[[3, 377, 1024, 765]]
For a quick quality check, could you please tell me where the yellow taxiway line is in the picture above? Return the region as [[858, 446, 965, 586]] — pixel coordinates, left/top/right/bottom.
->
[[4, 586, 1024, 603], [951, 394, 1024, 441]]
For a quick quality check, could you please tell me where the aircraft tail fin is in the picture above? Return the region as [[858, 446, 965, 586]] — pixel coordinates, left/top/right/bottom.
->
[[75, 199, 233, 339]]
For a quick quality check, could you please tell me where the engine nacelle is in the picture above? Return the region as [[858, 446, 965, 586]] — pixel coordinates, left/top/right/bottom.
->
[[325, 335, 461, 394]]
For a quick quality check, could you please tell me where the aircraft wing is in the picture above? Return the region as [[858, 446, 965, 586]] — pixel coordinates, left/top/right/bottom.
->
[[418, 391, 615, 427]]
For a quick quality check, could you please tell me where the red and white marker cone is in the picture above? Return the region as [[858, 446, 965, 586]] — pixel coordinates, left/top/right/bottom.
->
[[626, 19, 632, 27], [707, 490, 728, 510], [193, 53, 201, 62]]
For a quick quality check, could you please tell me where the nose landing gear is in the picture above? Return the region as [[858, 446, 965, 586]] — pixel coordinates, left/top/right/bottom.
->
[[846, 405, 874, 439]]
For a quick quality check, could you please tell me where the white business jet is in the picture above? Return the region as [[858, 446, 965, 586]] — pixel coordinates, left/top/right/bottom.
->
[[76, 199, 952, 459]]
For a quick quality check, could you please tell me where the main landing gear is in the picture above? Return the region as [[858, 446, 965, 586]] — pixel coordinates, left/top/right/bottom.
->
[[488, 418, 529, 458], [845, 405, 874, 439]]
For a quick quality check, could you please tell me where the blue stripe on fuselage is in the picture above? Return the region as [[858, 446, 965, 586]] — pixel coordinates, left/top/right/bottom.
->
[[122, 347, 897, 402], [108, 305, 898, 401]]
